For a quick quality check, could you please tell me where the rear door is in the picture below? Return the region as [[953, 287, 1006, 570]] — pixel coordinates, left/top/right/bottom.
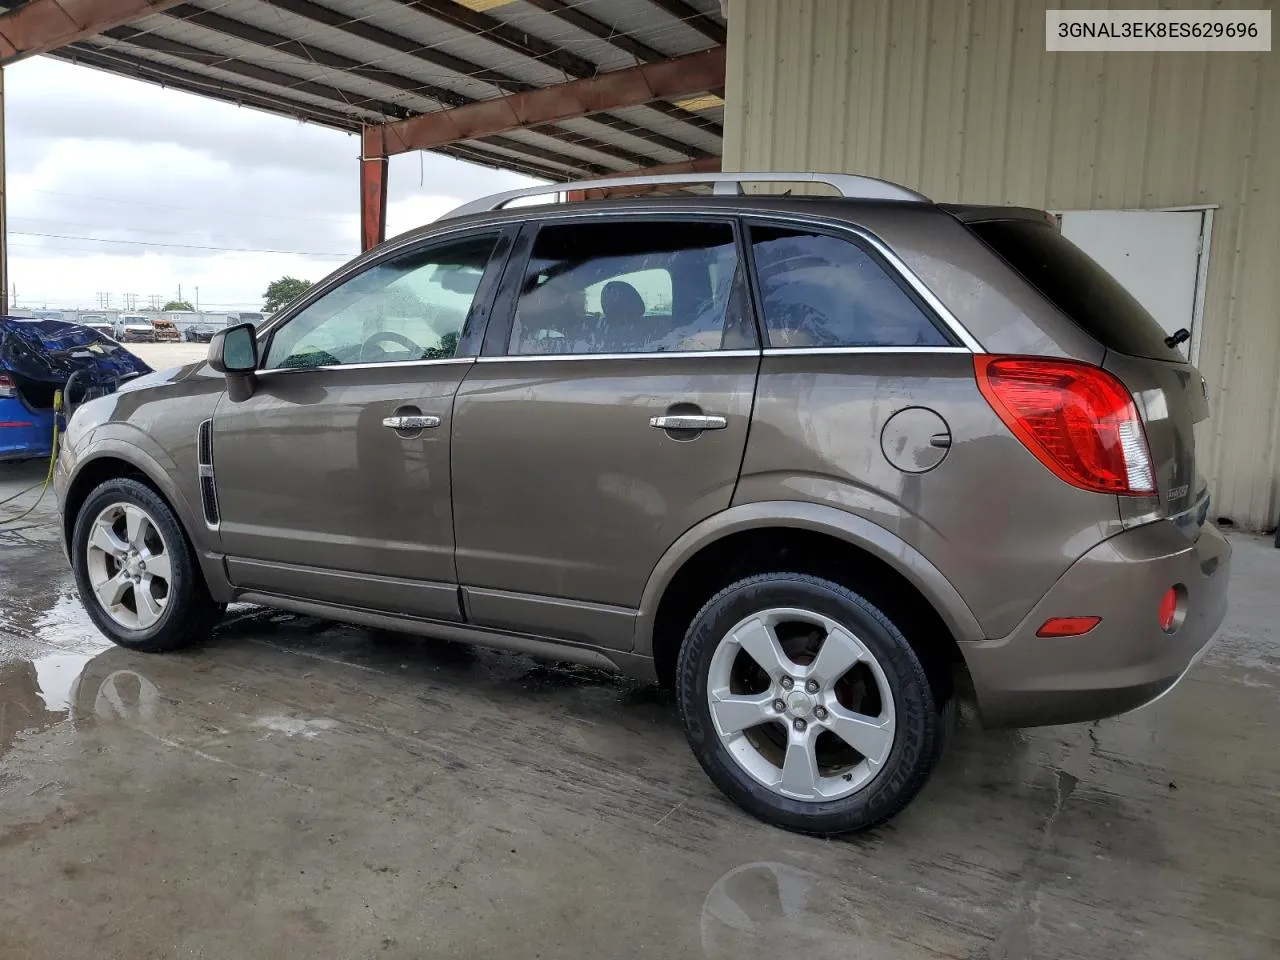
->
[[449, 216, 759, 649]]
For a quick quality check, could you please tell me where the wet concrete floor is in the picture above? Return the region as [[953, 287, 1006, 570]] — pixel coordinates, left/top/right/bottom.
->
[[1, 461, 1277, 958]]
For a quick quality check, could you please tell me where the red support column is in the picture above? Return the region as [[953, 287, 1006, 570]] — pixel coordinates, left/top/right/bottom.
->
[[360, 127, 388, 252]]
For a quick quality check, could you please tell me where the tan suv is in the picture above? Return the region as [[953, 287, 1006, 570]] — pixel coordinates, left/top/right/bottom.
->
[[55, 173, 1230, 835]]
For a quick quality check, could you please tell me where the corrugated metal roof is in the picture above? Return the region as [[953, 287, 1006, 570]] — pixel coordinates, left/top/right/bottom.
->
[[45, 0, 725, 182]]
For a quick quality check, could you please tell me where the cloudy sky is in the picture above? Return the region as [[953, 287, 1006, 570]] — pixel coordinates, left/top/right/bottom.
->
[[7, 55, 540, 313]]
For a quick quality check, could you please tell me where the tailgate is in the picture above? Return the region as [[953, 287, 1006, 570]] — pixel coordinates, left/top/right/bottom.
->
[[1104, 350, 1209, 530]]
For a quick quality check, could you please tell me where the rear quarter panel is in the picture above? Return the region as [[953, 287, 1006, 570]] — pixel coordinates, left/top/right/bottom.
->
[[735, 352, 1125, 638]]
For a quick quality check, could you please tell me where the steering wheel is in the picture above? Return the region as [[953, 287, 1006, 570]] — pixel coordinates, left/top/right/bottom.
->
[[360, 330, 422, 361]]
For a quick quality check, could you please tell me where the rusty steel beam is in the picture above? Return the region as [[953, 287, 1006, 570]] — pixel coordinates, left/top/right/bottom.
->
[[0, 0, 183, 63], [360, 149, 388, 252], [504, 0, 723, 138], [387, 0, 720, 145], [368, 47, 726, 158], [163, 5, 666, 170]]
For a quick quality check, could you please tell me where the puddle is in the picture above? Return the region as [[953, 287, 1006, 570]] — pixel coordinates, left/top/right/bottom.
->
[[0, 651, 93, 755], [700, 861, 894, 959], [0, 648, 165, 756], [254, 715, 340, 739]]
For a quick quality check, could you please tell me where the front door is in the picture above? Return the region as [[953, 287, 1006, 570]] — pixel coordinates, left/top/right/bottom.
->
[[450, 217, 759, 649], [211, 229, 510, 621]]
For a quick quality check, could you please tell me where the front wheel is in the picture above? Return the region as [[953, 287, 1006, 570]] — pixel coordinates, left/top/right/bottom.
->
[[676, 573, 941, 836], [71, 478, 221, 652]]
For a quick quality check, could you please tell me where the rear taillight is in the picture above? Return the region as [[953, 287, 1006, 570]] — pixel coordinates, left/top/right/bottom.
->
[[0, 374, 15, 399], [975, 356, 1156, 496]]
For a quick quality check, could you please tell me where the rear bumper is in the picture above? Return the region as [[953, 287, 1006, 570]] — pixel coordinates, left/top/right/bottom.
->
[[0, 399, 54, 461], [958, 519, 1231, 727]]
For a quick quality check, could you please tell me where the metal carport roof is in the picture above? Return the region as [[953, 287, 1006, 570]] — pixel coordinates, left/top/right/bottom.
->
[[0, 0, 728, 184]]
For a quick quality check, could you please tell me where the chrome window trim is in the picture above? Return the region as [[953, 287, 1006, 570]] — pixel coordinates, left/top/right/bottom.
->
[[256, 357, 475, 376], [273, 207, 985, 358], [476, 349, 760, 363], [762, 346, 973, 356]]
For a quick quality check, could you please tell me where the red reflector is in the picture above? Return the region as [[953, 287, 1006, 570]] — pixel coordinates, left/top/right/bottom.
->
[[1159, 588, 1179, 633], [0, 421, 34, 428], [975, 356, 1155, 496], [1036, 616, 1102, 638]]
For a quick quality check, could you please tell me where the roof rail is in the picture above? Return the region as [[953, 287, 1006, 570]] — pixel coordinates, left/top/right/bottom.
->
[[440, 172, 929, 220]]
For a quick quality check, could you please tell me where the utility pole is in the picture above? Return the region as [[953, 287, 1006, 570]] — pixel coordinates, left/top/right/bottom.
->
[[195, 286, 199, 311]]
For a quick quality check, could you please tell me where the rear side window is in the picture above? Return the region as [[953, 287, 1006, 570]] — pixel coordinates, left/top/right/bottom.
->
[[748, 226, 951, 348], [969, 219, 1182, 362], [508, 220, 752, 355]]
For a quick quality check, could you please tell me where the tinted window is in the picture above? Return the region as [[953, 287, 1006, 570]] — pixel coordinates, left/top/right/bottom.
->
[[265, 235, 496, 370], [508, 221, 751, 355], [749, 227, 950, 348], [970, 219, 1182, 362]]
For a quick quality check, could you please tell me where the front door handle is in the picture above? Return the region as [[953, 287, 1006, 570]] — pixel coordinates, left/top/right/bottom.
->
[[649, 414, 728, 431], [382, 415, 440, 430]]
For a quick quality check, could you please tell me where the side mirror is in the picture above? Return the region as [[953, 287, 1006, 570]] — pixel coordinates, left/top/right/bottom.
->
[[208, 323, 258, 402], [208, 323, 257, 373]]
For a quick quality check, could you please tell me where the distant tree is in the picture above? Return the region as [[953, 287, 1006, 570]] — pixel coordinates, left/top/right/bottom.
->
[[163, 300, 195, 311], [263, 276, 313, 313]]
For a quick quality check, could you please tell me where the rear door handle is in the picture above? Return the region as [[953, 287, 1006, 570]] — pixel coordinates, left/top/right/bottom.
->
[[649, 414, 728, 430], [382, 415, 440, 430]]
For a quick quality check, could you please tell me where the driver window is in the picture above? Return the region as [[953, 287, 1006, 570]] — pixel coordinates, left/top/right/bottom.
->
[[264, 234, 498, 370]]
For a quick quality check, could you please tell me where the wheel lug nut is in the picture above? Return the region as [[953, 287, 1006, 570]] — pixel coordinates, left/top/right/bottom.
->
[[815, 706, 828, 720], [793, 718, 807, 732], [772, 699, 785, 712], [805, 679, 819, 693], [780, 677, 793, 690]]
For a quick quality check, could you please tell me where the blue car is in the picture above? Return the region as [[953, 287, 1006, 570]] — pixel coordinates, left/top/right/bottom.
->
[[0, 317, 151, 461]]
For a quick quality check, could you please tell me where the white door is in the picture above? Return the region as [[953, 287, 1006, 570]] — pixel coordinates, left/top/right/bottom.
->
[[1058, 209, 1208, 360]]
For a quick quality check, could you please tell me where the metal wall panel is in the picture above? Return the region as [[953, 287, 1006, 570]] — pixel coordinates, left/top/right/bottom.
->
[[723, 0, 1280, 530]]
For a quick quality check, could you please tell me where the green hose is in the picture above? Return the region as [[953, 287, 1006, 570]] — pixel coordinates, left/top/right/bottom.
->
[[0, 389, 63, 524]]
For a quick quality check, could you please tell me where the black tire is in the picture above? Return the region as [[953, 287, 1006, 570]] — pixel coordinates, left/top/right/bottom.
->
[[71, 478, 221, 652], [675, 573, 941, 836]]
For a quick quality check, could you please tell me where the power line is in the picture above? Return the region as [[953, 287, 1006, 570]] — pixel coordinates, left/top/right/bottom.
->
[[8, 213, 352, 246], [8, 230, 351, 257], [22, 187, 355, 225]]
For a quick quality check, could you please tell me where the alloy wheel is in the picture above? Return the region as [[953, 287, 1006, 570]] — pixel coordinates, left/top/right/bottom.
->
[[705, 607, 896, 802], [84, 502, 173, 630]]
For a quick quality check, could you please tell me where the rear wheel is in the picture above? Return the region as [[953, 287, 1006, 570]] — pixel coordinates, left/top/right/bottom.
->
[[676, 573, 940, 835], [71, 478, 220, 652]]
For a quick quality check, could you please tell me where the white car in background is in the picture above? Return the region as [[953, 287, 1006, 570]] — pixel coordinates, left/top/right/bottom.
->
[[113, 315, 157, 343]]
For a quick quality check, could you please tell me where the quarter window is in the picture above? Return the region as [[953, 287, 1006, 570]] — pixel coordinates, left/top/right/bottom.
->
[[508, 221, 752, 355], [748, 226, 950, 348], [264, 234, 497, 370]]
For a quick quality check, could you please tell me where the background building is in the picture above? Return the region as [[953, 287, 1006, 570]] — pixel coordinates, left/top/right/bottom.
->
[[723, 0, 1279, 530]]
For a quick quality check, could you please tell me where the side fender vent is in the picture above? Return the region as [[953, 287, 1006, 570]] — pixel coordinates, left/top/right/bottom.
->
[[197, 419, 219, 528]]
